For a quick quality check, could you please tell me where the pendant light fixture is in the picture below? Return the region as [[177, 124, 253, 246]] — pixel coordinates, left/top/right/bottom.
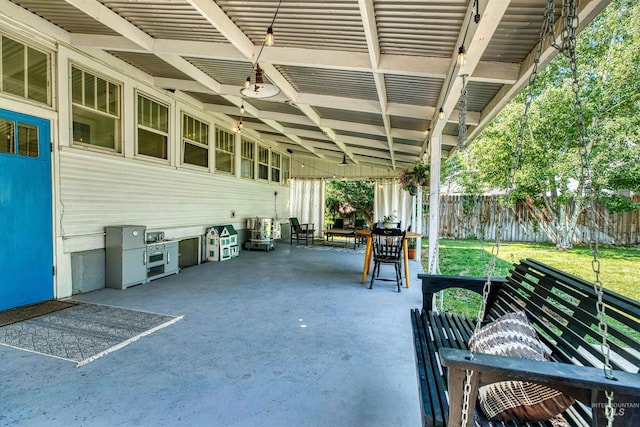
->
[[234, 0, 283, 131], [338, 155, 349, 167], [240, 65, 280, 99]]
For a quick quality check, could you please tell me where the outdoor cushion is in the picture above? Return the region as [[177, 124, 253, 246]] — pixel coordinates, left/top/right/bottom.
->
[[469, 311, 575, 423]]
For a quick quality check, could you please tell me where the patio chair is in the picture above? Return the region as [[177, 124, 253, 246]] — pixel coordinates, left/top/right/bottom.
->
[[332, 218, 345, 229], [289, 217, 315, 245], [369, 228, 406, 292]]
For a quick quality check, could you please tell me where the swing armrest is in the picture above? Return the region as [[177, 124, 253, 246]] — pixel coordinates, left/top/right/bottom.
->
[[440, 347, 640, 426], [417, 274, 507, 312]]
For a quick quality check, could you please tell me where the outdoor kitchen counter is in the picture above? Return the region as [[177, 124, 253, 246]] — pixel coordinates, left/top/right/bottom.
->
[[356, 230, 422, 288]]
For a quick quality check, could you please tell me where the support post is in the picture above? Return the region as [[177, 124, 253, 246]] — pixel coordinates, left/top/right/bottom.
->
[[428, 134, 441, 274]]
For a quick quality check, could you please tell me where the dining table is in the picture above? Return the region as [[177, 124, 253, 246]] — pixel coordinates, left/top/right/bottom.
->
[[355, 229, 422, 288]]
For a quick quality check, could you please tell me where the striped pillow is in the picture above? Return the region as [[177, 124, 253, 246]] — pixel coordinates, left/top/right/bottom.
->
[[469, 311, 575, 423]]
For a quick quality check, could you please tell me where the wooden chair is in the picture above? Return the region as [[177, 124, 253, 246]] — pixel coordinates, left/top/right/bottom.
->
[[354, 219, 367, 245], [289, 217, 315, 245], [369, 227, 406, 292]]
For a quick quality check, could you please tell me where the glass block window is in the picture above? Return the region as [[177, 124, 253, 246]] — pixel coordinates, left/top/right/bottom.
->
[[271, 152, 281, 183], [215, 128, 235, 174], [71, 65, 121, 152], [1, 35, 50, 105], [241, 138, 254, 179], [137, 93, 169, 160], [258, 145, 269, 180], [182, 114, 209, 168]]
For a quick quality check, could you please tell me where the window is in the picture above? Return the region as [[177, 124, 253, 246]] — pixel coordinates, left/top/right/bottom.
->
[[0, 118, 39, 158], [282, 156, 290, 183], [241, 138, 254, 179], [215, 128, 235, 174], [182, 114, 209, 168], [137, 93, 169, 160], [1, 35, 50, 105], [258, 145, 269, 180], [271, 152, 281, 183], [71, 66, 121, 151]]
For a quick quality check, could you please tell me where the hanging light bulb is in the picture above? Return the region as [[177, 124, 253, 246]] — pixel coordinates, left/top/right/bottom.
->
[[439, 107, 446, 120], [266, 26, 274, 46], [240, 103, 245, 114], [457, 45, 468, 66], [238, 121, 243, 130], [244, 77, 251, 89], [301, 162, 305, 168]]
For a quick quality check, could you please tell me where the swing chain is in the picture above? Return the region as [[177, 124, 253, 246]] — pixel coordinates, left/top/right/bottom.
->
[[560, 0, 615, 424], [458, 75, 469, 151], [459, 0, 556, 424], [460, 369, 474, 426]]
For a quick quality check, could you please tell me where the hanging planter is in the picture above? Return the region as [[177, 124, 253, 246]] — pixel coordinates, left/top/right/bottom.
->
[[399, 161, 429, 195]]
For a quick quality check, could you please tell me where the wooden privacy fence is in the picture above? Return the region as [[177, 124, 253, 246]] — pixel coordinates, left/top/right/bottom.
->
[[422, 195, 640, 246]]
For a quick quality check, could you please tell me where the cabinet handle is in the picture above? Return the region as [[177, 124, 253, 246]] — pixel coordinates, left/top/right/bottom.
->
[[143, 250, 147, 265], [167, 252, 170, 264]]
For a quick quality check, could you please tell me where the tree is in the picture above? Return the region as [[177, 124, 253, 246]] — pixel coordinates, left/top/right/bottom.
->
[[452, 0, 640, 248], [325, 180, 375, 225]]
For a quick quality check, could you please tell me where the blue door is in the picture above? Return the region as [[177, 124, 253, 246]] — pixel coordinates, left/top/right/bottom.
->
[[0, 109, 53, 311]]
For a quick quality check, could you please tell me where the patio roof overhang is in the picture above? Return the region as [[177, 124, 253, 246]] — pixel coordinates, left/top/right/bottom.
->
[[4, 0, 611, 177]]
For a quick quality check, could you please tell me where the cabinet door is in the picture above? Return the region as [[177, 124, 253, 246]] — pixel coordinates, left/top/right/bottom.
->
[[166, 243, 179, 273], [123, 248, 147, 287]]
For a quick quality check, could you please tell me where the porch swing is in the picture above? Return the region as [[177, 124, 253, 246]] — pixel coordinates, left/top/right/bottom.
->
[[410, 0, 640, 426]]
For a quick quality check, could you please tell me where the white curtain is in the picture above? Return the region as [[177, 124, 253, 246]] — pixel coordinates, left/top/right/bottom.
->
[[374, 179, 413, 230], [289, 178, 325, 236]]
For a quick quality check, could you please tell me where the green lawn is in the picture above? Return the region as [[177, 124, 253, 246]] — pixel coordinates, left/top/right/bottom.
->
[[423, 239, 640, 317]]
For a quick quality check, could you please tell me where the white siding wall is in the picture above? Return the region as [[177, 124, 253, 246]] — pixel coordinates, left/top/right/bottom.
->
[[50, 46, 291, 298], [0, 17, 291, 299], [59, 149, 288, 253]]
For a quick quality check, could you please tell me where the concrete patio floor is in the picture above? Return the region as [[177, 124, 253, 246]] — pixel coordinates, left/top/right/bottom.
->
[[1, 243, 424, 426]]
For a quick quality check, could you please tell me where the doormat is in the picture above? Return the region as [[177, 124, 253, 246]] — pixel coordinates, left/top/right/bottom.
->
[[0, 303, 182, 366], [0, 300, 77, 327]]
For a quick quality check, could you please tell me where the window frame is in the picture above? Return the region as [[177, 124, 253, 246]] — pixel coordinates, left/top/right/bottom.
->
[[136, 91, 170, 162], [70, 63, 122, 153], [215, 127, 235, 174], [240, 138, 255, 179], [181, 112, 209, 170], [0, 34, 51, 106], [271, 151, 281, 184], [257, 144, 270, 181], [281, 155, 291, 185]]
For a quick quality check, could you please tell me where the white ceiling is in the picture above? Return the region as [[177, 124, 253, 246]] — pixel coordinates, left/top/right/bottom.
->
[[7, 0, 611, 172]]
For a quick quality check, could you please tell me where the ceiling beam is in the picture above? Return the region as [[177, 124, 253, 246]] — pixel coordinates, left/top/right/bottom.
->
[[185, 1, 354, 162], [468, 0, 611, 142], [64, 0, 153, 51], [69, 34, 520, 84], [423, 0, 512, 157], [359, 0, 395, 169], [184, 0, 254, 59], [1, 0, 70, 43]]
